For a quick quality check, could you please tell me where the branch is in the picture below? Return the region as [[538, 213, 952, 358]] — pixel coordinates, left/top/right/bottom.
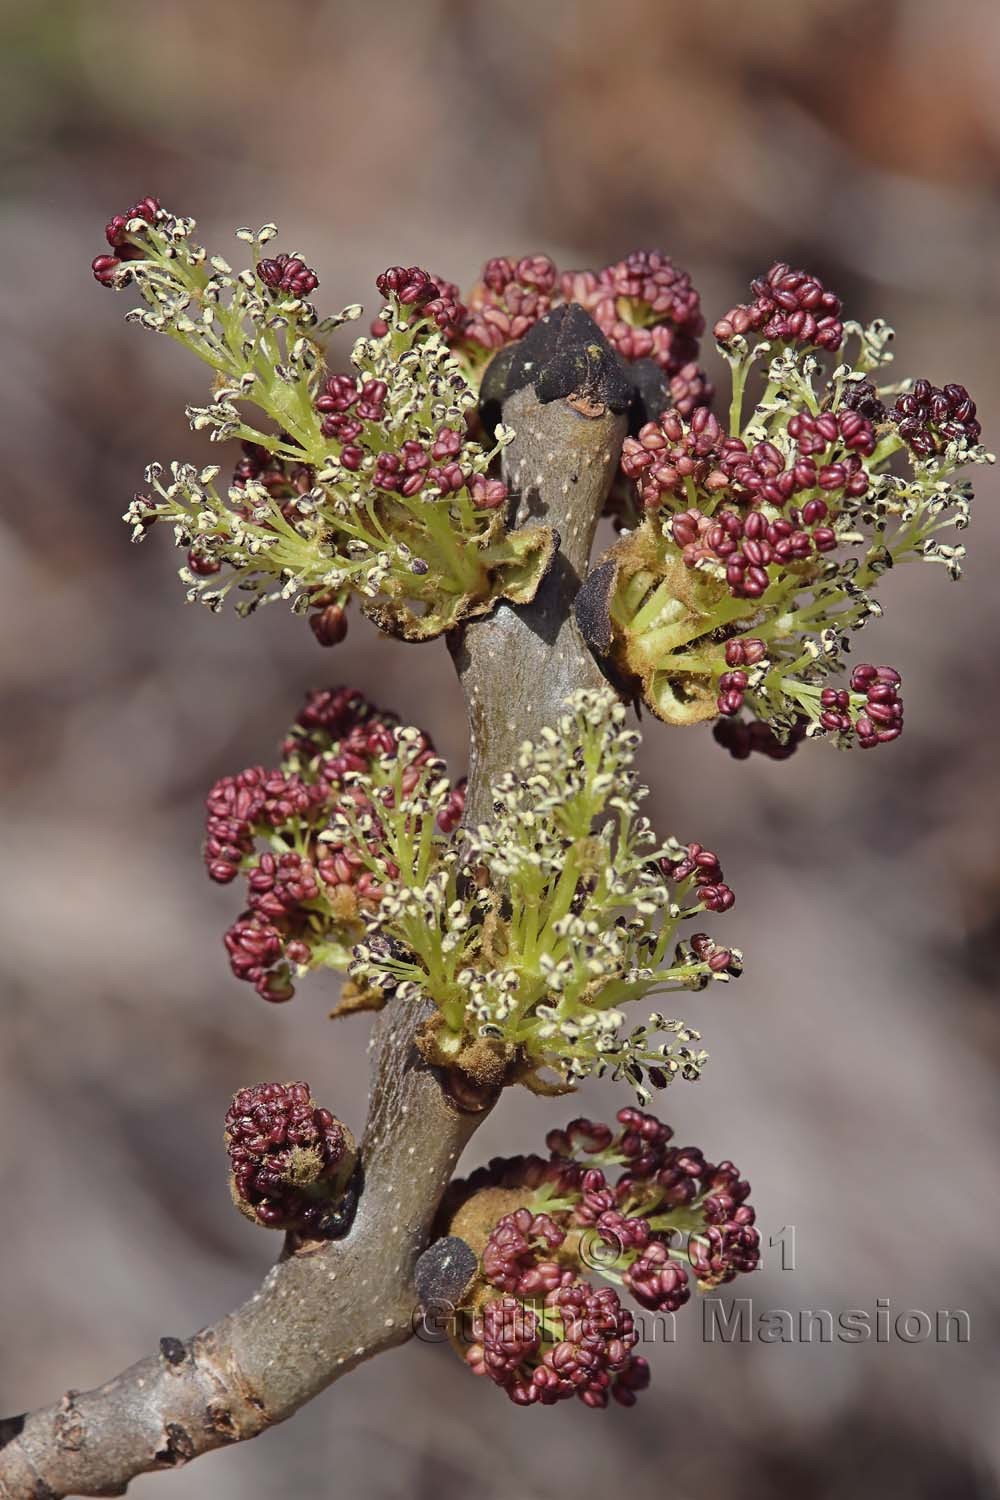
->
[[0, 1002, 483, 1499], [453, 304, 631, 824], [0, 307, 628, 1499]]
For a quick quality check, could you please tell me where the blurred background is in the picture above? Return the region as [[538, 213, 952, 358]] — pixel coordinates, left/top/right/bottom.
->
[[2, 0, 1000, 1495]]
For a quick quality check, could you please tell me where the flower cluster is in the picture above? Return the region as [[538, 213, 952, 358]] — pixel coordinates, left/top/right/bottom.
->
[[95, 202, 555, 641], [714, 262, 844, 352], [224, 1080, 355, 1232], [560, 251, 705, 377], [430, 248, 711, 403], [468, 1283, 645, 1409], [449, 1105, 758, 1407], [348, 688, 739, 1101], [600, 261, 991, 750], [461, 255, 560, 354], [206, 686, 464, 1003]]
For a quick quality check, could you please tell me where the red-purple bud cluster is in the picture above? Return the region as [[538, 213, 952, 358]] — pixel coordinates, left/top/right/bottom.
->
[[604, 257, 984, 757], [378, 248, 710, 393], [660, 841, 735, 914], [788, 409, 876, 459], [891, 379, 981, 456], [206, 687, 463, 1001], [714, 663, 903, 757], [714, 261, 844, 351], [621, 407, 727, 512], [563, 250, 705, 375], [668, 360, 715, 418], [92, 195, 163, 285], [373, 266, 466, 339], [257, 253, 319, 297], [314, 374, 387, 443], [716, 637, 768, 716], [482, 1209, 568, 1295], [376, 265, 438, 306], [455, 1106, 758, 1409], [625, 1240, 690, 1313], [468, 1285, 648, 1409], [224, 1081, 353, 1232], [313, 360, 507, 511], [849, 663, 904, 748], [463, 255, 559, 352], [812, 662, 904, 747], [687, 1220, 761, 1285], [620, 405, 868, 597], [841, 377, 887, 423]]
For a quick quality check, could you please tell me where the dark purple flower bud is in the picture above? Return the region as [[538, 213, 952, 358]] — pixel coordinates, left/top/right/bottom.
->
[[257, 253, 319, 297], [470, 474, 507, 511], [105, 196, 161, 248], [840, 377, 887, 423], [624, 1241, 691, 1312], [186, 546, 222, 577], [309, 603, 348, 647], [483, 1209, 567, 1293], [891, 379, 981, 454], [91, 253, 122, 286], [376, 265, 435, 305], [715, 261, 843, 352], [224, 1081, 355, 1232]]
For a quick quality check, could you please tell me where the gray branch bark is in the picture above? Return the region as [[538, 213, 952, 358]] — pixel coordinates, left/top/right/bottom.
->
[[0, 309, 627, 1499]]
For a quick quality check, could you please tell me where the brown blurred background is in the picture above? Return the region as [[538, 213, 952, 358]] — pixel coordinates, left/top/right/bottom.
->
[[2, 0, 1000, 1495]]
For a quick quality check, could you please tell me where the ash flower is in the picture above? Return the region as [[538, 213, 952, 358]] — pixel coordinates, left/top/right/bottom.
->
[[309, 600, 349, 647], [349, 687, 739, 1102], [620, 407, 727, 512], [373, 266, 465, 338], [624, 1240, 690, 1312], [92, 195, 164, 284], [421, 247, 708, 401], [668, 361, 715, 418], [224, 1080, 356, 1231], [467, 1280, 644, 1408], [597, 270, 991, 750], [461, 255, 559, 355], [96, 210, 554, 641], [891, 379, 981, 456], [567, 250, 705, 374], [206, 687, 463, 1003], [482, 1209, 567, 1294], [375, 265, 437, 306], [449, 1105, 758, 1407], [714, 261, 843, 351], [257, 253, 319, 296]]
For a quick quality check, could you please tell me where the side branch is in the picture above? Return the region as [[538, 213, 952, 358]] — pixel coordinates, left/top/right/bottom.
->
[[0, 305, 627, 1499], [0, 1003, 482, 1498]]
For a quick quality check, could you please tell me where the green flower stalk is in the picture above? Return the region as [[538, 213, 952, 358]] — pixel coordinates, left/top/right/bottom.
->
[[347, 688, 739, 1101], [97, 202, 554, 640]]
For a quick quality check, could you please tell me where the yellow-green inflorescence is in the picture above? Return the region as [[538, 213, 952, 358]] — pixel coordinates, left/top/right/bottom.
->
[[104, 205, 553, 640], [346, 688, 739, 1101]]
